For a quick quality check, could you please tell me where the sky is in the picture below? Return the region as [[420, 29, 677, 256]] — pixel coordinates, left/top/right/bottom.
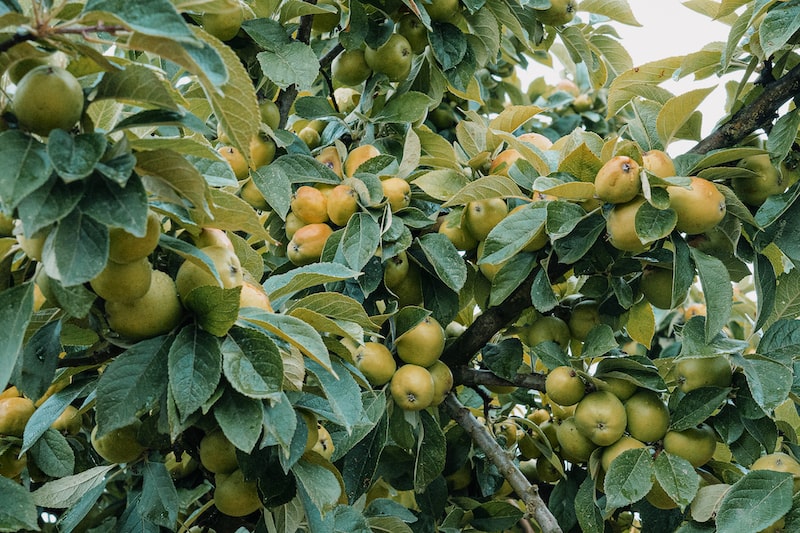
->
[[614, 1, 737, 152], [521, 1, 738, 155]]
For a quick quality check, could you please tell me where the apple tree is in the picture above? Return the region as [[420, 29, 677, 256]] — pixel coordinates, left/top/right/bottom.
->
[[1, 0, 800, 531]]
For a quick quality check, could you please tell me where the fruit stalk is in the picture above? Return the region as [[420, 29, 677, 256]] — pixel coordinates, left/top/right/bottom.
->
[[444, 394, 563, 533]]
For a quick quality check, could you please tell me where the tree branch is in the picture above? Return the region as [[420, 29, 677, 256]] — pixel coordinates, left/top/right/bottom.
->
[[689, 61, 800, 155], [453, 367, 547, 391], [444, 394, 563, 533], [440, 270, 537, 368]]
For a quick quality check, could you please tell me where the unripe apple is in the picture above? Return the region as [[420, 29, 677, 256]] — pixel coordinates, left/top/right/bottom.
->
[[463, 198, 508, 241], [573, 390, 627, 446], [390, 364, 435, 411], [395, 315, 445, 367], [365, 34, 413, 82], [287, 223, 333, 265], [667, 177, 726, 235], [594, 155, 641, 204], [13, 65, 84, 136]]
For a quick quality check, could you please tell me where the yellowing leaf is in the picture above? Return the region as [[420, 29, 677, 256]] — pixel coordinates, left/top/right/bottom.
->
[[441, 175, 524, 207], [627, 299, 655, 348], [194, 27, 260, 163], [580, 0, 642, 26], [656, 86, 715, 147]]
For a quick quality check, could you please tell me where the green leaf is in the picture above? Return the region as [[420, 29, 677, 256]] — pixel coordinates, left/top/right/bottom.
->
[[139, 462, 178, 528], [183, 285, 240, 337], [656, 87, 716, 147], [32, 465, 114, 509], [0, 130, 52, 209], [95, 335, 172, 435], [257, 42, 320, 91], [551, 213, 605, 264], [168, 325, 222, 422], [627, 299, 655, 349], [430, 23, 466, 70], [221, 326, 283, 400], [414, 410, 446, 491], [654, 452, 700, 510], [262, 394, 297, 456], [734, 355, 793, 413], [0, 476, 39, 532], [412, 170, 469, 202], [0, 283, 34, 392], [293, 456, 342, 513], [213, 387, 263, 453], [41, 209, 108, 287], [263, 262, 361, 301], [489, 253, 536, 307], [114, 108, 207, 135], [575, 475, 604, 533], [54, 482, 105, 533], [30, 428, 75, 478], [16, 176, 83, 236], [759, 2, 800, 58], [288, 293, 380, 333], [22, 381, 88, 454], [205, 188, 270, 241], [83, 0, 198, 43], [580, 0, 642, 25], [373, 92, 434, 124], [94, 63, 178, 110], [78, 173, 149, 231], [679, 316, 750, 358], [766, 269, 800, 329], [634, 202, 676, 243], [669, 386, 732, 431], [603, 447, 654, 510], [441, 175, 523, 207], [341, 213, 381, 272], [594, 356, 666, 392], [468, 500, 525, 531], [306, 359, 363, 432], [135, 149, 207, 216], [17, 319, 61, 402], [531, 266, 558, 313], [690, 248, 733, 343], [294, 95, 338, 120], [482, 339, 524, 381], [558, 143, 604, 182], [46, 131, 106, 182], [580, 325, 619, 359], [341, 410, 388, 502], [758, 318, 800, 365], [481, 204, 547, 265], [716, 470, 794, 533], [198, 27, 260, 161], [239, 309, 333, 372], [417, 233, 467, 293]]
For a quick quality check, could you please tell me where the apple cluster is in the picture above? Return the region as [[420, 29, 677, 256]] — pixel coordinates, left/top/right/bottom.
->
[[354, 315, 454, 413]]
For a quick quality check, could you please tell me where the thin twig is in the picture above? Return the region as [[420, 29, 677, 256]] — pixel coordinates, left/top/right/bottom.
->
[[444, 394, 563, 533], [276, 2, 317, 129]]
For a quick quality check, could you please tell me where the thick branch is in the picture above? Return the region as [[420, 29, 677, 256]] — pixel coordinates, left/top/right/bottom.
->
[[440, 271, 537, 368], [444, 394, 563, 533], [689, 61, 800, 155], [453, 367, 546, 392]]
